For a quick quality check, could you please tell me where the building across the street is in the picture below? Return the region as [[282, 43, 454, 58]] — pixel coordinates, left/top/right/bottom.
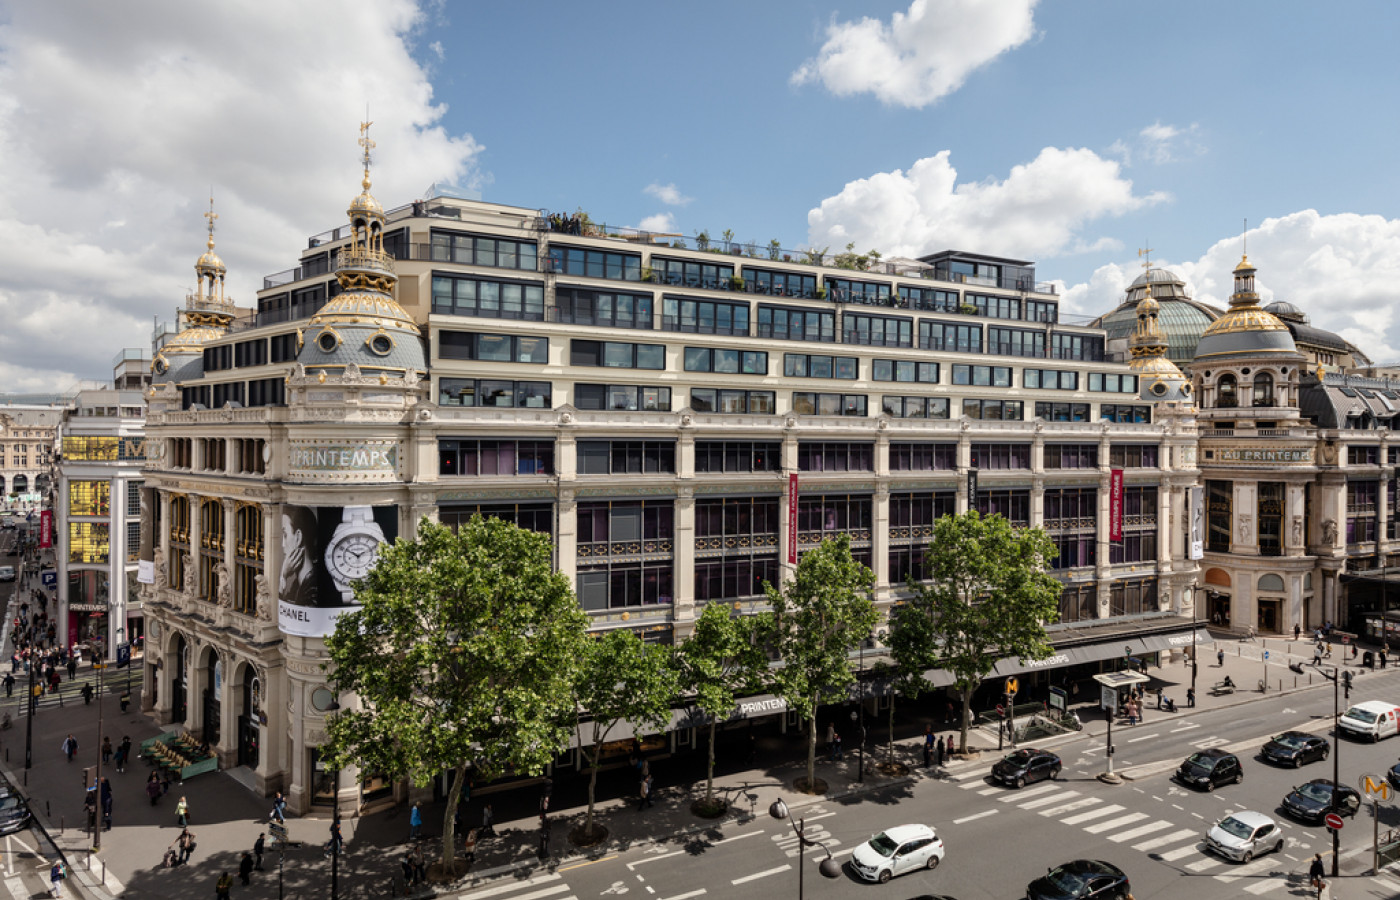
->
[[0, 405, 62, 508]]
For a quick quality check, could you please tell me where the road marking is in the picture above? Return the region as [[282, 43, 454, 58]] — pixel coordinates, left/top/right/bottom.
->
[[952, 809, 999, 825], [1214, 853, 1281, 882], [627, 851, 686, 870], [1133, 828, 1198, 851], [659, 892, 706, 900], [1242, 879, 1289, 895], [713, 831, 765, 845], [1126, 733, 1159, 743], [1109, 820, 1173, 843], [1038, 797, 1102, 817], [731, 865, 790, 885], [1019, 790, 1080, 810], [1184, 856, 1223, 872], [1060, 804, 1125, 826], [3, 877, 23, 898], [974, 786, 1002, 796], [459, 874, 563, 898], [1157, 844, 1202, 862], [1170, 723, 1201, 733], [998, 783, 1060, 802], [559, 855, 617, 872], [1084, 812, 1148, 835], [1192, 737, 1228, 749]]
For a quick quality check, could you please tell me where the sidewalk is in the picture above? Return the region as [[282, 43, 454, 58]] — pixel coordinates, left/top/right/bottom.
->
[[5, 626, 1387, 900]]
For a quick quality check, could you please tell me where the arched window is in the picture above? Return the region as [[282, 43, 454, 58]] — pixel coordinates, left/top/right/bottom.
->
[[1253, 372, 1274, 407], [1217, 374, 1238, 408]]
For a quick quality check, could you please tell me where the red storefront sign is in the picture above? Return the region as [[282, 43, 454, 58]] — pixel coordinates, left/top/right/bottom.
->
[[1109, 468, 1124, 542], [787, 473, 798, 564], [39, 509, 51, 549]]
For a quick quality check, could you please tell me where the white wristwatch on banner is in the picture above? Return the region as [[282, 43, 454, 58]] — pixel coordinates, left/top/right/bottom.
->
[[323, 507, 386, 602]]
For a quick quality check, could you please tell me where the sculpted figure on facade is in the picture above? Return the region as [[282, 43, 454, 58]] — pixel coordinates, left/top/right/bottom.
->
[[1237, 516, 1251, 543], [181, 553, 197, 601], [1321, 518, 1338, 545], [1291, 515, 1303, 546], [254, 573, 271, 620], [154, 547, 167, 588], [216, 563, 233, 608]]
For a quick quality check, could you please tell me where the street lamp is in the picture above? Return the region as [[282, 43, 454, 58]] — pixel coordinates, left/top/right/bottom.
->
[[769, 798, 841, 899]]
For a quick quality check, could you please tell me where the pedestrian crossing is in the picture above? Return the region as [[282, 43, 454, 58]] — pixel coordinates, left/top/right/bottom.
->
[[450, 871, 578, 900], [955, 777, 1315, 896]]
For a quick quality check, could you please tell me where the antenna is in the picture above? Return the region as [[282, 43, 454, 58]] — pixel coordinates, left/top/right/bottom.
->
[[1242, 218, 1247, 257]]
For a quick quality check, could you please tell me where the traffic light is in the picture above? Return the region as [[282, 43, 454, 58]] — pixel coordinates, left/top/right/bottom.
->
[[1342, 670, 1353, 700]]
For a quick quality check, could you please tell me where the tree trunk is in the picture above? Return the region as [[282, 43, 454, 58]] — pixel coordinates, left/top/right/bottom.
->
[[958, 685, 974, 754], [441, 760, 468, 874], [705, 720, 716, 803], [887, 694, 897, 765], [806, 712, 817, 790], [583, 739, 600, 836]]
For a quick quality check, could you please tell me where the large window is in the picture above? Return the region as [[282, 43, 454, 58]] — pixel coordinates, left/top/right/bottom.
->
[[988, 326, 1045, 358], [951, 364, 1012, 387], [694, 441, 780, 473], [743, 267, 817, 298], [694, 497, 780, 603], [570, 340, 665, 369], [970, 443, 1030, 470], [438, 379, 552, 408], [898, 286, 959, 312], [431, 274, 546, 320], [1109, 486, 1158, 565], [1347, 480, 1379, 544], [919, 321, 982, 353], [440, 503, 554, 536], [792, 393, 867, 417], [68, 522, 110, 564], [577, 441, 676, 475], [1206, 480, 1232, 553], [890, 443, 956, 471], [1348, 446, 1379, 466], [975, 489, 1030, 526], [1100, 404, 1151, 423], [683, 347, 767, 374], [233, 339, 267, 368], [962, 399, 1023, 420], [882, 396, 950, 419], [1044, 487, 1096, 570], [650, 256, 734, 290], [1035, 401, 1091, 422], [1024, 369, 1079, 390], [430, 232, 538, 271], [757, 304, 836, 342], [662, 297, 750, 335], [1088, 373, 1140, 393], [233, 503, 263, 617], [1109, 444, 1159, 468], [843, 312, 913, 347], [797, 495, 873, 547], [798, 442, 874, 472], [555, 288, 654, 329], [784, 354, 858, 379], [690, 389, 775, 415], [546, 245, 642, 281], [1059, 584, 1096, 624], [575, 384, 672, 412], [439, 439, 555, 476], [438, 331, 548, 363], [967, 294, 1021, 320], [872, 359, 939, 383], [1044, 444, 1098, 469], [1052, 333, 1105, 361], [68, 481, 111, 517], [247, 378, 285, 407], [576, 501, 673, 610], [1258, 482, 1283, 557], [1110, 577, 1158, 617], [827, 277, 892, 306], [888, 491, 955, 583]]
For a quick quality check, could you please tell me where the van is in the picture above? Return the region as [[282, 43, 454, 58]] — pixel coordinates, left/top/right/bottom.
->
[[1339, 700, 1400, 741]]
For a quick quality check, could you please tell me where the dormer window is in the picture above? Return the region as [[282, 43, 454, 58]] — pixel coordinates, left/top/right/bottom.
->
[[1217, 374, 1238, 409]]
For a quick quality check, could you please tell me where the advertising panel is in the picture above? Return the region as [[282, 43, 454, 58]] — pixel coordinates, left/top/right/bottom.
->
[[786, 474, 798, 565], [137, 486, 156, 584], [39, 509, 51, 549], [277, 505, 398, 638], [1109, 468, 1124, 542]]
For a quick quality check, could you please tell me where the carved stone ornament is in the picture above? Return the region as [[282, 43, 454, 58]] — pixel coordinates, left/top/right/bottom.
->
[[680, 413, 693, 428], [154, 547, 167, 588], [1322, 518, 1338, 545], [181, 553, 197, 600], [216, 563, 233, 608], [559, 411, 574, 426], [1291, 515, 1304, 546], [1321, 441, 1338, 465], [343, 362, 361, 381], [254, 573, 271, 620], [1237, 516, 1251, 543]]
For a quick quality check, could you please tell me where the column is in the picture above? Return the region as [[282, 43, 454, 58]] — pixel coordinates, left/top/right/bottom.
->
[[673, 487, 695, 629], [223, 498, 237, 611], [779, 434, 798, 582], [955, 433, 971, 514], [872, 484, 890, 598], [556, 491, 577, 582], [1285, 483, 1307, 557], [188, 495, 202, 597], [1157, 483, 1173, 570], [1232, 483, 1258, 555]]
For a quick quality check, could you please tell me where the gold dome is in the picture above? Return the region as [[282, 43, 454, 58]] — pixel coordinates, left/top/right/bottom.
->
[[196, 248, 226, 274], [1200, 306, 1289, 337], [348, 179, 385, 220], [308, 289, 417, 332], [162, 324, 225, 354]]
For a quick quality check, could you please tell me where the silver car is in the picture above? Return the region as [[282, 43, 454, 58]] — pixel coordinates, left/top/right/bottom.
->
[[849, 824, 944, 883], [1205, 811, 1284, 862]]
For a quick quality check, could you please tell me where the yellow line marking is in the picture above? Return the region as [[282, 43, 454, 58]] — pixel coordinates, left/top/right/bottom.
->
[[560, 854, 618, 871]]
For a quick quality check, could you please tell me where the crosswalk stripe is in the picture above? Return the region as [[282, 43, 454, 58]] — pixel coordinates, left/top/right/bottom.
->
[[1242, 878, 1289, 895], [1083, 812, 1149, 835], [459, 873, 562, 899], [1183, 856, 1224, 872], [4, 877, 24, 898], [998, 783, 1061, 802], [1213, 853, 1282, 883], [1157, 843, 1203, 862], [974, 786, 1002, 796], [1019, 790, 1080, 810], [1109, 820, 1173, 843], [1038, 797, 1102, 817], [507, 886, 575, 900], [1060, 804, 1125, 826], [1132, 828, 1197, 852]]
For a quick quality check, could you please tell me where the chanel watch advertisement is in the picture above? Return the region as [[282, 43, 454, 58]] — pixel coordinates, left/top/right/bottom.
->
[[278, 504, 398, 637]]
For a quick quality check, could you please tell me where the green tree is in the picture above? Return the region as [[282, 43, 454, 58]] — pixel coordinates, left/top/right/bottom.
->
[[757, 535, 878, 791], [322, 517, 587, 876], [572, 629, 678, 840], [677, 603, 767, 811], [907, 511, 1062, 753], [877, 594, 942, 765]]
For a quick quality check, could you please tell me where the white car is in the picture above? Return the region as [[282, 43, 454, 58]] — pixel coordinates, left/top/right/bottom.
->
[[1205, 810, 1284, 862], [849, 824, 944, 883]]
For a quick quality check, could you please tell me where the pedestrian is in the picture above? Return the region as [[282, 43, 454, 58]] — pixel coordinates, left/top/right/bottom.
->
[[326, 819, 343, 858], [944, 701, 955, 724], [1313, 644, 1323, 666], [1294, 623, 1302, 642], [117, 736, 131, 773], [410, 842, 426, 884], [101, 778, 113, 830], [409, 801, 422, 840], [81, 682, 92, 705], [1126, 698, 1139, 726], [825, 722, 835, 756], [216, 871, 233, 900], [1217, 648, 1225, 667], [638, 773, 654, 810], [1382, 648, 1390, 669], [146, 774, 162, 805], [66, 655, 76, 680], [2, 671, 12, 697], [61, 733, 77, 762], [239, 850, 254, 885], [945, 734, 954, 760], [49, 860, 65, 897], [833, 731, 843, 761], [481, 802, 495, 837], [101, 736, 112, 764], [253, 832, 265, 870], [922, 726, 933, 768], [270, 791, 286, 823], [177, 828, 197, 864], [176, 795, 189, 827], [539, 777, 552, 826], [84, 790, 97, 833], [400, 852, 415, 892], [1186, 687, 1196, 708], [1309, 853, 1325, 892], [936, 735, 946, 768]]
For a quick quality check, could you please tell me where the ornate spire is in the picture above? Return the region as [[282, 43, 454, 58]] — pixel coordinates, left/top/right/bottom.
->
[[191, 192, 233, 315]]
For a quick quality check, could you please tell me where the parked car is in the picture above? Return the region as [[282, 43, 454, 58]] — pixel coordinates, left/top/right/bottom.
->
[[1259, 731, 1330, 767], [1280, 779, 1361, 823], [1176, 748, 1243, 791], [991, 748, 1061, 788], [849, 824, 944, 884], [0, 566, 14, 582], [1026, 859, 1129, 900], [1204, 811, 1285, 862], [1388, 759, 1400, 791], [0, 794, 30, 835]]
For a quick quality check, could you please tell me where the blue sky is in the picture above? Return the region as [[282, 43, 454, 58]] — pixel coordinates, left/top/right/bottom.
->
[[0, 0, 1397, 389]]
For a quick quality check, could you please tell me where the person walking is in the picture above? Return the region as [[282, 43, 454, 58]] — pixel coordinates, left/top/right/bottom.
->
[[80, 682, 92, 705], [177, 828, 197, 865], [922, 725, 933, 768], [539, 777, 552, 826], [411, 842, 426, 884], [66, 655, 76, 681], [146, 773, 162, 806], [1294, 623, 1302, 642], [409, 802, 422, 840], [61, 734, 78, 762], [325, 819, 343, 858], [400, 852, 415, 892], [270, 791, 286, 823], [480, 803, 495, 837], [1217, 648, 1225, 667], [100, 778, 113, 830], [215, 871, 233, 900], [1186, 687, 1196, 708], [637, 773, 654, 811], [238, 851, 254, 885], [1309, 853, 1325, 894], [253, 833, 265, 871], [176, 795, 189, 827], [945, 734, 954, 760], [117, 736, 131, 773], [2, 671, 12, 697], [936, 734, 946, 768], [49, 860, 65, 897], [101, 737, 112, 765]]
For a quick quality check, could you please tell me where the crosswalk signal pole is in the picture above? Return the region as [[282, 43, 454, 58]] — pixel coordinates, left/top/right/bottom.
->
[[24, 654, 34, 770]]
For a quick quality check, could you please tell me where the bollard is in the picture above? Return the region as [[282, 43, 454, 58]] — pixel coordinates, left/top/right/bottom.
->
[[46, 801, 49, 817], [59, 815, 63, 834]]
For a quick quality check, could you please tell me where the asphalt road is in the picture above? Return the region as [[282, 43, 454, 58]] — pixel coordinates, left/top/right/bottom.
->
[[447, 667, 1400, 900]]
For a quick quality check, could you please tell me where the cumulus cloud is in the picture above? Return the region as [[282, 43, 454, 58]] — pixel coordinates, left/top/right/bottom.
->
[[643, 183, 692, 206], [0, 1, 484, 391], [1108, 121, 1206, 166], [1060, 211, 1400, 363], [791, 0, 1038, 108], [806, 146, 1165, 261], [637, 213, 677, 234]]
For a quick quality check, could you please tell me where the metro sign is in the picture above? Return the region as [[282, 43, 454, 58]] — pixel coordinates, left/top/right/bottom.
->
[[1359, 773, 1392, 802]]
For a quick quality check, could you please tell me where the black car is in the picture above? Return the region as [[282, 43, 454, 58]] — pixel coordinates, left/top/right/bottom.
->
[[0, 794, 29, 835], [991, 748, 1061, 788], [1176, 749, 1243, 791], [1388, 759, 1400, 791], [1026, 859, 1129, 900], [1260, 731, 1330, 768], [1280, 779, 1361, 823]]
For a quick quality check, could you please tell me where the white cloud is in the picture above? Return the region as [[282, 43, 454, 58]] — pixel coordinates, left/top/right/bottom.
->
[[0, 1, 484, 391], [791, 0, 1038, 108], [643, 183, 692, 206], [1109, 121, 1205, 167], [806, 146, 1165, 261], [637, 213, 677, 234], [1060, 211, 1400, 363]]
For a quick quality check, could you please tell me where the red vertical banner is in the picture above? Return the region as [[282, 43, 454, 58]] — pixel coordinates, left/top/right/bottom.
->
[[1109, 468, 1124, 542], [39, 509, 52, 549], [787, 473, 799, 565]]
